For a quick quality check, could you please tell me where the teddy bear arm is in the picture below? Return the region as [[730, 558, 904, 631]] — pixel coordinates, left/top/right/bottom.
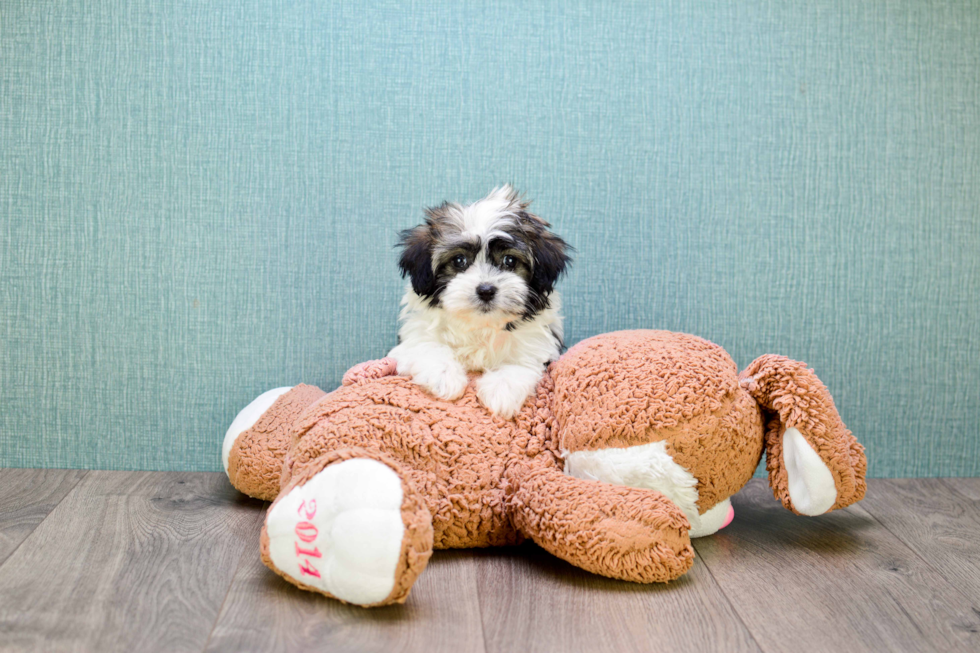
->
[[342, 357, 400, 385], [740, 355, 867, 515], [505, 462, 694, 583]]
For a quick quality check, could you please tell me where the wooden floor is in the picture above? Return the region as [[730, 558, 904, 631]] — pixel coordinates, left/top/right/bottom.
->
[[0, 472, 978, 653]]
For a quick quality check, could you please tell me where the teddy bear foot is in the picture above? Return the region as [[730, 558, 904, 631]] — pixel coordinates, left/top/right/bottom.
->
[[261, 457, 433, 607], [688, 498, 735, 538]]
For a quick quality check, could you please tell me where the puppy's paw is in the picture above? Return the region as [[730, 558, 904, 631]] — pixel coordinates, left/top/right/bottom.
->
[[476, 368, 538, 419], [411, 359, 469, 401]]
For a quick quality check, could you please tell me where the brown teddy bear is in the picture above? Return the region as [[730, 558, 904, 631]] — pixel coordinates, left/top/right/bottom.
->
[[221, 330, 866, 607]]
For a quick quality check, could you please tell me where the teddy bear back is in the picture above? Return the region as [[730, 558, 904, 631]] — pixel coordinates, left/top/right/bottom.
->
[[549, 330, 764, 511], [551, 330, 740, 449]]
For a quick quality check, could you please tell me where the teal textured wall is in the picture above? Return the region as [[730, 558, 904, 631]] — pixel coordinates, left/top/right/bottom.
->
[[1, 1, 978, 475]]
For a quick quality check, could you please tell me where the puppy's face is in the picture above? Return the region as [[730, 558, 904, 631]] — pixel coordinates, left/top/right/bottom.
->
[[398, 186, 571, 323]]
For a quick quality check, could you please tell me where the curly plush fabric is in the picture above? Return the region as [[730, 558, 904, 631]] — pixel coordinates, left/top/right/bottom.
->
[[551, 331, 765, 512], [505, 461, 694, 581], [224, 329, 867, 606], [739, 355, 868, 513], [226, 383, 326, 502], [342, 357, 399, 386], [280, 376, 524, 548]]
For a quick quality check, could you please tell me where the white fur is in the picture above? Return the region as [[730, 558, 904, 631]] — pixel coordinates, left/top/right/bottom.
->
[[477, 364, 546, 418], [222, 386, 293, 474], [390, 290, 562, 417], [440, 261, 529, 316], [265, 459, 406, 606], [783, 427, 838, 515], [563, 441, 731, 538], [456, 185, 521, 239]]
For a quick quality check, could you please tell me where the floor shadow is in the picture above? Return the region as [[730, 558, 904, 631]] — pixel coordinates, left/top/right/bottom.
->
[[260, 570, 417, 624], [716, 489, 877, 556], [470, 542, 697, 596]]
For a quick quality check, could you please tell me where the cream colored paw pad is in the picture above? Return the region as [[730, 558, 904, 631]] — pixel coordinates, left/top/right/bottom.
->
[[265, 459, 406, 605]]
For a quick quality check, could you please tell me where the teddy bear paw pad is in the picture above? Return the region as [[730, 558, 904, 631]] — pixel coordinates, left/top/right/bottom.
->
[[265, 459, 406, 605]]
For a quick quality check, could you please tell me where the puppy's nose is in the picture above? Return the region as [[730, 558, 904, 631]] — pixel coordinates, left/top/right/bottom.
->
[[476, 283, 497, 302]]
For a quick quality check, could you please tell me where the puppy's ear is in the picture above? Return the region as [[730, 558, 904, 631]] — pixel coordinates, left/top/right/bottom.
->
[[522, 212, 572, 294], [397, 225, 438, 297], [532, 232, 572, 293]]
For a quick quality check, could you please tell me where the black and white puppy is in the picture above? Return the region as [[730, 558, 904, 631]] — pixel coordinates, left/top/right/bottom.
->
[[389, 185, 572, 418]]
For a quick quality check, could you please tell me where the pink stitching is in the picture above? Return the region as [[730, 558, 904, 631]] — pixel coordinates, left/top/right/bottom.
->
[[294, 499, 322, 577]]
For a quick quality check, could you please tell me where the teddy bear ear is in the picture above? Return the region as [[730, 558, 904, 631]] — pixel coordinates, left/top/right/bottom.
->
[[739, 355, 868, 516]]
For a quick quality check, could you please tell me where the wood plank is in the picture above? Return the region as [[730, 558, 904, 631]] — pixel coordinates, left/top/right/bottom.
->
[[694, 479, 980, 653], [205, 547, 487, 653], [944, 478, 980, 502], [857, 479, 980, 604], [0, 469, 87, 565], [0, 472, 975, 652], [0, 471, 265, 653], [475, 542, 760, 653]]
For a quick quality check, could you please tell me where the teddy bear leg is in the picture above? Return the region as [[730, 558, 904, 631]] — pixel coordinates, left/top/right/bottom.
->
[[739, 355, 867, 515], [261, 448, 434, 607], [223, 384, 328, 501], [563, 441, 738, 538], [506, 463, 694, 583]]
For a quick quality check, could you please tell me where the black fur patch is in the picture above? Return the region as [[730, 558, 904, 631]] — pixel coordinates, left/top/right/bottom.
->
[[397, 224, 441, 300], [397, 204, 478, 305], [514, 209, 573, 321]]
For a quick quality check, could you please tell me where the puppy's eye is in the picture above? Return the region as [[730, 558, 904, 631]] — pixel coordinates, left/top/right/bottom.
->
[[501, 255, 516, 271], [452, 254, 468, 270]]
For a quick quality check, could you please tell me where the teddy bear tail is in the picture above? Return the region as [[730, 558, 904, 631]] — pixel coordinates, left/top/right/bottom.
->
[[739, 355, 867, 516]]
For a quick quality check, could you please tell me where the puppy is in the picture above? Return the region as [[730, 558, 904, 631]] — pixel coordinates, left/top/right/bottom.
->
[[388, 185, 572, 418]]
